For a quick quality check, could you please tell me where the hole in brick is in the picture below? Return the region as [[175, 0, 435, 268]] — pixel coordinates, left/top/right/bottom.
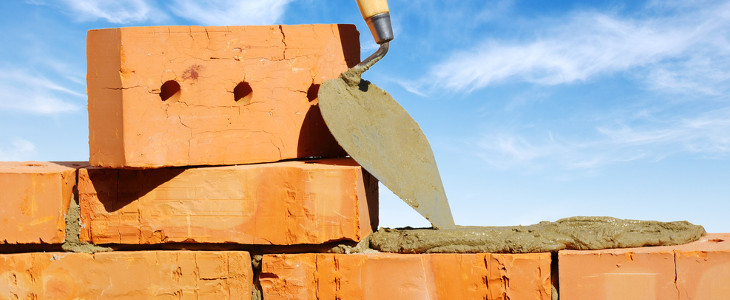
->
[[160, 80, 181, 101], [709, 239, 725, 243], [307, 83, 320, 102], [234, 81, 253, 103]]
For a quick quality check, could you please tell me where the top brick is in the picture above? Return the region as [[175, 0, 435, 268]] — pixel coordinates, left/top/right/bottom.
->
[[87, 25, 359, 168]]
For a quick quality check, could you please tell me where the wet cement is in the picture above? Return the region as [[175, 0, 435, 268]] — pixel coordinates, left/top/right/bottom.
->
[[329, 235, 379, 255], [318, 55, 455, 229], [369, 216, 706, 253], [338, 53, 380, 86], [62, 195, 112, 253]]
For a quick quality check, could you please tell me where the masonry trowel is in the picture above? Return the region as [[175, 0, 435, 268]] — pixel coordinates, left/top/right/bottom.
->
[[318, 0, 456, 229]]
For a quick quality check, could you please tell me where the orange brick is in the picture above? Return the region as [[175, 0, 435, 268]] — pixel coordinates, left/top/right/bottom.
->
[[78, 158, 377, 245], [0, 161, 86, 244], [260, 252, 552, 299], [0, 250, 252, 299], [559, 233, 730, 300], [87, 24, 359, 168]]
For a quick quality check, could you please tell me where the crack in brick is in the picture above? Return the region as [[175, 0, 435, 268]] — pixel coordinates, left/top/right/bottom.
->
[[673, 251, 681, 298], [104, 85, 141, 90], [279, 25, 287, 59]]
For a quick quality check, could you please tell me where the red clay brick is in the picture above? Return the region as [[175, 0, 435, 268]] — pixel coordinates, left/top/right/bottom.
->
[[260, 252, 552, 299], [0, 161, 86, 244], [78, 158, 377, 245], [559, 233, 730, 300], [0, 250, 252, 299], [87, 25, 359, 168]]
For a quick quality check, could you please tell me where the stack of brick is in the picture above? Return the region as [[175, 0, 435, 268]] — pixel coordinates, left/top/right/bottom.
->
[[1, 25, 376, 299], [1, 24, 728, 299]]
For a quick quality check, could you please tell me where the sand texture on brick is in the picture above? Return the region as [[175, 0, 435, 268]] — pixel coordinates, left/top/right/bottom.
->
[[87, 24, 360, 168], [0, 251, 252, 299], [78, 158, 378, 245], [0, 161, 86, 244], [260, 252, 552, 300], [559, 233, 730, 300], [370, 216, 705, 253]]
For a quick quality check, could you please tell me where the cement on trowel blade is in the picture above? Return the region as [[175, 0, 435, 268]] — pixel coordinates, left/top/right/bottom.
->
[[318, 60, 455, 229], [369, 216, 706, 253]]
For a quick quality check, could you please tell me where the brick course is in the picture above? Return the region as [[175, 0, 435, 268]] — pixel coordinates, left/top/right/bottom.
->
[[260, 252, 552, 300], [0, 251, 252, 299], [78, 158, 377, 245]]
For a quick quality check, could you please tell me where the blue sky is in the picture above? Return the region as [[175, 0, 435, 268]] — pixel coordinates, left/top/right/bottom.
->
[[1, 0, 729, 232]]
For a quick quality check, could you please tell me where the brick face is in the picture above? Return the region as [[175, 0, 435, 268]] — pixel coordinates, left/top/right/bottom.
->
[[260, 252, 552, 300], [0, 161, 86, 244], [0, 251, 252, 299], [78, 158, 378, 245], [559, 233, 730, 300], [87, 24, 360, 168]]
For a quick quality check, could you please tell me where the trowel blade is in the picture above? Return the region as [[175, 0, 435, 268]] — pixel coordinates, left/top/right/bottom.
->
[[318, 76, 456, 229]]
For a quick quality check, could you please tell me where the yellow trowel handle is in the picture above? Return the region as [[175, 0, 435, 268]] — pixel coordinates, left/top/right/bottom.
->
[[356, 0, 394, 44]]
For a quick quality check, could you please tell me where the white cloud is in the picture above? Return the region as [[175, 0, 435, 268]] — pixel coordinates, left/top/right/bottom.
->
[[447, 2, 730, 174], [598, 108, 730, 155], [407, 2, 730, 95], [0, 139, 37, 161], [0, 69, 81, 115], [168, 0, 293, 26], [57, 0, 156, 23], [34, 0, 295, 25], [476, 107, 730, 171]]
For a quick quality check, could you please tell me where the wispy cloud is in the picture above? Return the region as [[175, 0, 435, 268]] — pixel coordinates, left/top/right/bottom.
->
[[168, 0, 293, 26], [55, 0, 157, 23], [33, 0, 294, 25], [411, 1, 730, 174], [0, 69, 81, 114], [476, 106, 730, 171], [0, 139, 37, 161], [598, 108, 730, 155], [405, 2, 730, 95]]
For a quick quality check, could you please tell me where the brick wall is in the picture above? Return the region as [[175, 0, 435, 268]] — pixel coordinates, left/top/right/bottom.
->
[[1, 24, 728, 299]]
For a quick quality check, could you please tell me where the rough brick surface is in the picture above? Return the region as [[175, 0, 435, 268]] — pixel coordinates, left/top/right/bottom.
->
[[559, 233, 730, 300], [0, 161, 86, 244], [0, 250, 252, 299], [87, 24, 359, 168], [260, 253, 552, 300], [78, 158, 377, 245]]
